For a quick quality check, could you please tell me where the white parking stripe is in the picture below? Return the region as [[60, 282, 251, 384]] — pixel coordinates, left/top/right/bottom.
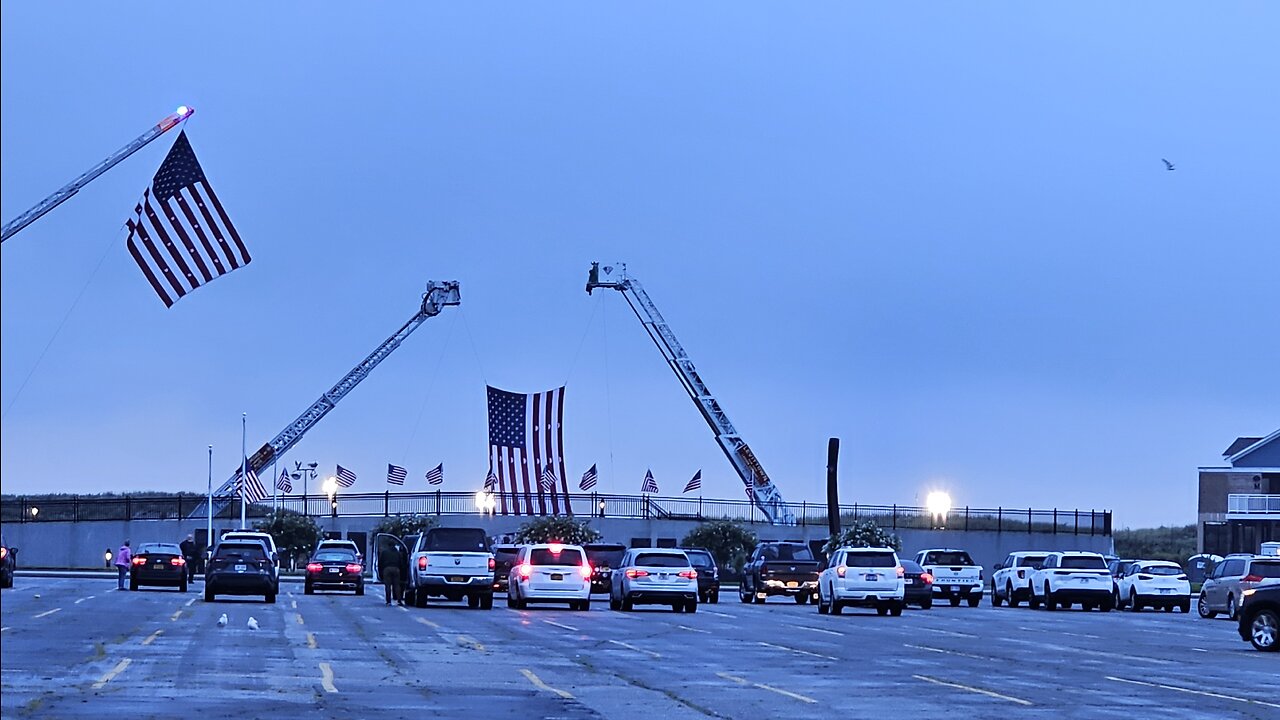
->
[[608, 640, 661, 658], [758, 641, 837, 661], [914, 674, 1032, 705], [319, 662, 338, 693], [34, 608, 61, 619], [677, 625, 711, 634], [717, 672, 817, 704], [543, 620, 579, 631], [702, 610, 736, 618], [789, 624, 844, 637], [904, 643, 994, 661], [1106, 676, 1280, 709], [92, 659, 132, 689]]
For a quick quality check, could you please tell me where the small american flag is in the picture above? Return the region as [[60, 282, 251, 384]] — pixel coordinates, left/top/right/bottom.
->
[[641, 469, 659, 494], [276, 468, 292, 494], [387, 463, 407, 486], [484, 468, 498, 491], [238, 463, 267, 504], [539, 466, 557, 492], [579, 464, 598, 491], [125, 131, 250, 307], [745, 485, 755, 499], [336, 465, 357, 488], [683, 470, 702, 494], [425, 463, 444, 486]]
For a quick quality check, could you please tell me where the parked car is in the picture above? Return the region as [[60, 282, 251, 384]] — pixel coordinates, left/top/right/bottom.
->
[[492, 543, 521, 593], [1199, 555, 1280, 620], [1029, 551, 1113, 611], [1116, 560, 1190, 612], [129, 542, 188, 592], [739, 541, 820, 604], [305, 546, 365, 595], [1184, 554, 1223, 586], [914, 548, 984, 607], [610, 548, 698, 613], [221, 530, 281, 590], [0, 543, 15, 589], [406, 527, 495, 609], [584, 542, 628, 595], [1236, 585, 1279, 652], [1107, 557, 1137, 606], [316, 539, 363, 563], [816, 546, 905, 616], [991, 552, 1049, 608], [509, 543, 592, 611], [679, 547, 721, 604], [900, 559, 933, 609], [205, 541, 276, 603]]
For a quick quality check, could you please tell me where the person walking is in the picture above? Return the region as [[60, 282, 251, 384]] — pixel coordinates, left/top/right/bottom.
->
[[179, 534, 197, 582], [114, 540, 132, 590], [378, 541, 404, 606]]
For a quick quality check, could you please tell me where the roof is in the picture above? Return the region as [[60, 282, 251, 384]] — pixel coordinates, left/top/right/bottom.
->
[[1227, 429, 1280, 466], [1224, 437, 1262, 457]]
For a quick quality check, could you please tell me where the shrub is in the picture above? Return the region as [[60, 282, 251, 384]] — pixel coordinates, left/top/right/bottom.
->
[[823, 520, 901, 557], [513, 517, 602, 545], [252, 509, 320, 567], [372, 514, 437, 539], [681, 520, 758, 574]]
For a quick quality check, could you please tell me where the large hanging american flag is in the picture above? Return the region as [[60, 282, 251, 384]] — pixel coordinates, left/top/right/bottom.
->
[[125, 131, 250, 307], [335, 465, 357, 488], [487, 385, 572, 516], [387, 463, 407, 486]]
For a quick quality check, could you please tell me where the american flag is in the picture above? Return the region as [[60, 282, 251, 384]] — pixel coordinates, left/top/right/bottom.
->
[[484, 468, 498, 491], [387, 463, 407, 486], [125, 131, 250, 307], [237, 463, 268, 504], [487, 385, 572, 516], [683, 469, 702, 494], [579, 464, 598, 491], [425, 463, 444, 486], [539, 466, 557, 492], [641, 469, 659, 494], [276, 468, 292, 494], [745, 485, 755, 499], [336, 465, 357, 488]]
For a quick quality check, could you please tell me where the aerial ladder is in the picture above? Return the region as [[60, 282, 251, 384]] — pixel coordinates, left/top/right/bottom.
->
[[196, 280, 461, 516], [586, 263, 796, 525]]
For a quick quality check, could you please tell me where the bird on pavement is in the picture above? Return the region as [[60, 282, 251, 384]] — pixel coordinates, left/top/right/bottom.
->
[[1162, 158, 1176, 171], [247, 617, 259, 630], [217, 613, 228, 627]]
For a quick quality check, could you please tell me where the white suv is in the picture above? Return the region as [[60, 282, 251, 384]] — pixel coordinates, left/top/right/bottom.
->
[[915, 548, 984, 607], [1029, 551, 1113, 612], [817, 547, 905, 616], [991, 551, 1049, 608], [1117, 560, 1191, 613], [507, 543, 591, 611], [609, 548, 699, 613]]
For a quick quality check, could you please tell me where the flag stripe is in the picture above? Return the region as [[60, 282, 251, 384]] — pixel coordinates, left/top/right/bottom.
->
[[555, 387, 572, 514], [531, 391, 548, 515], [189, 182, 242, 270], [125, 230, 174, 307], [201, 181, 250, 265], [128, 215, 187, 300], [166, 195, 217, 280], [142, 197, 202, 289]]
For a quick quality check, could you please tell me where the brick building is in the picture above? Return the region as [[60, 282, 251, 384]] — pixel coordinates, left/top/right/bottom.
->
[[1198, 429, 1280, 555]]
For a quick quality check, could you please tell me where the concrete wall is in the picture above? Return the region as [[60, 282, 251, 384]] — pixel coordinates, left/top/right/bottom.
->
[[0, 516, 1113, 573]]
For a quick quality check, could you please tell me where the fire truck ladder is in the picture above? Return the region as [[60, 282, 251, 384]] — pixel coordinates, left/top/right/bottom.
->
[[193, 280, 461, 517], [586, 263, 795, 525]]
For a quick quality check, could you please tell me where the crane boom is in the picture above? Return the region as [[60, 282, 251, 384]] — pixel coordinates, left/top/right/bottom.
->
[[204, 280, 461, 506], [2, 106, 195, 243], [586, 263, 795, 524]]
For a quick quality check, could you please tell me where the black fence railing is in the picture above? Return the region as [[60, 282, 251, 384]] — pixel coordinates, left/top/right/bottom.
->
[[0, 492, 1112, 535]]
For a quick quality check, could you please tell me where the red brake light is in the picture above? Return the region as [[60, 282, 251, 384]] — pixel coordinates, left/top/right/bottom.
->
[[307, 563, 323, 573], [170, 557, 186, 566], [920, 572, 934, 584], [548, 543, 563, 554], [679, 569, 698, 580], [489, 557, 496, 571], [517, 563, 533, 579], [626, 569, 649, 579], [897, 566, 905, 577], [132, 557, 147, 565], [580, 564, 593, 579], [418, 556, 428, 570], [345, 564, 363, 574], [0, 547, 7, 559], [836, 565, 847, 578], [1243, 574, 1264, 583]]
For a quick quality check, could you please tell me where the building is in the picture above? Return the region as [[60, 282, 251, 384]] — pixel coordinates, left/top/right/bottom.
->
[[1198, 429, 1280, 555]]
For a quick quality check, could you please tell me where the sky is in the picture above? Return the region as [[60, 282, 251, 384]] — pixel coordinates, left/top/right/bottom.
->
[[2, 3, 1276, 529]]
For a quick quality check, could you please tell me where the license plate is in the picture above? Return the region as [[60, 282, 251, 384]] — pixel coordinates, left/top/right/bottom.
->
[[551, 573, 563, 581], [1159, 588, 1172, 593], [865, 574, 879, 581], [235, 564, 246, 572], [450, 576, 466, 583], [905, 579, 914, 585], [950, 585, 960, 593], [328, 568, 339, 574], [154, 564, 164, 570], [787, 581, 799, 588]]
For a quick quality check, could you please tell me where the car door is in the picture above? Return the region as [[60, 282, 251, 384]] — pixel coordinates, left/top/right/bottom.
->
[[613, 550, 633, 599], [1204, 561, 1228, 607]]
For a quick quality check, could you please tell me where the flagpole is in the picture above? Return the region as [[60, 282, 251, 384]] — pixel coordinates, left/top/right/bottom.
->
[[206, 444, 213, 557], [272, 455, 278, 513], [240, 412, 247, 528]]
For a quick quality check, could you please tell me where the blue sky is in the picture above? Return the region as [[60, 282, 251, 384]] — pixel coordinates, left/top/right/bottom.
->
[[2, 4, 1276, 528]]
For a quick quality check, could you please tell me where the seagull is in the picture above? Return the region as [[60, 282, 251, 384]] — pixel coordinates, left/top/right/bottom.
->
[[217, 613, 228, 627], [247, 617, 259, 630], [1162, 158, 1176, 171]]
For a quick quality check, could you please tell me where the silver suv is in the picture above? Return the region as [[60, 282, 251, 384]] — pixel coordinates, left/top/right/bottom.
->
[[1198, 555, 1280, 620]]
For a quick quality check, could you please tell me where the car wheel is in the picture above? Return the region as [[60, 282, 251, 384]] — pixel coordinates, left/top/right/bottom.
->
[[1044, 585, 1056, 611], [415, 589, 428, 608], [1228, 594, 1239, 621], [480, 594, 494, 610], [921, 598, 932, 610], [1083, 603, 1095, 612], [621, 594, 634, 612], [739, 584, 752, 603], [877, 605, 888, 616], [967, 595, 980, 608], [1028, 591, 1040, 610], [1249, 608, 1279, 652], [1179, 600, 1191, 614], [129, 578, 138, 592], [1197, 592, 1216, 619], [204, 586, 215, 602], [710, 591, 719, 604], [794, 593, 809, 605], [831, 599, 843, 616], [179, 580, 188, 593], [949, 596, 961, 607], [1129, 590, 1141, 612], [686, 600, 697, 614], [890, 602, 903, 617], [609, 594, 621, 611], [266, 592, 276, 604], [304, 582, 314, 595], [468, 594, 481, 609], [992, 586, 1003, 607], [355, 583, 364, 597], [817, 590, 829, 615], [1005, 583, 1019, 608]]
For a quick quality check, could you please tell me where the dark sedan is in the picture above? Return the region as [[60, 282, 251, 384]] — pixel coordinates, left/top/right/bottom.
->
[[584, 543, 627, 595], [0, 543, 15, 589], [679, 546, 721, 604], [130, 543, 188, 592], [205, 541, 276, 603], [901, 559, 933, 609], [492, 544, 520, 593], [305, 547, 365, 595], [1237, 585, 1279, 652]]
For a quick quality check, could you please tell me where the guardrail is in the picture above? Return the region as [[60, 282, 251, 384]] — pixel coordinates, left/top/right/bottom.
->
[[1227, 493, 1280, 516], [0, 492, 1111, 535]]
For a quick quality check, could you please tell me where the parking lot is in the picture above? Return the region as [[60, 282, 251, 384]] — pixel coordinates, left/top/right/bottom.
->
[[1, 576, 1275, 719]]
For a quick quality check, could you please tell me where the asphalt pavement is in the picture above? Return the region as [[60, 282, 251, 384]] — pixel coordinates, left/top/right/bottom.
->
[[1, 577, 1275, 719]]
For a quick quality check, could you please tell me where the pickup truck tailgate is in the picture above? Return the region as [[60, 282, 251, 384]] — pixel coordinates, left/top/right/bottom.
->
[[423, 552, 490, 574]]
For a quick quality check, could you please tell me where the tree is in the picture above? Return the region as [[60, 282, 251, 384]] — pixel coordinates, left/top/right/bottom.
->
[[681, 520, 758, 575], [372, 514, 437, 539], [823, 520, 901, 557], [253, 509, 320, 569], [513, 517, 602, 545]]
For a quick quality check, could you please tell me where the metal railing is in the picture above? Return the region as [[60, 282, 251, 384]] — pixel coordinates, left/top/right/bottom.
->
[[1227, 493, 1280, 516], [0, 491, 1111, 535]]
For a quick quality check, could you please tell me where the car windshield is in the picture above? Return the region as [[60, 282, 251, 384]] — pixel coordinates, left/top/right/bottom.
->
[[844, 552, 897, 568], [684, 551, 714, 568], [1060, 556, 1106, 569], [424, 529, 488, 552], [925, 551, 974, 565], [138, 544, 180, 555], [1140, 565, 1182, 576], [635, 553, 688, 568], [1018, 555, 1048, 568], [763, 544, 815, 562], [493, 547, 520, 562], [586, 548, 626, 568], [530, 548, 584, 566], [216, 544, 266, 561], [1252, 562, 1280, 578], [314, 550, 356, 562]]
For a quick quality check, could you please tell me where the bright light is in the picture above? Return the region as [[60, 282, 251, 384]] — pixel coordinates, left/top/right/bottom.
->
[[176, 105, 191, 117], [322, 477, 338, 497], [926, 491, 952, 518], [29, 506, 39, 518]]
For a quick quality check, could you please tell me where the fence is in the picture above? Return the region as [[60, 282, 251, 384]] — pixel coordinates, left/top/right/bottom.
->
[[0, 492, 1111, 535]]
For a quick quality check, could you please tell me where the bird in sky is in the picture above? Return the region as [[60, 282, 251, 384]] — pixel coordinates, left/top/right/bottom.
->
[[1162, 158, 1176, 171]]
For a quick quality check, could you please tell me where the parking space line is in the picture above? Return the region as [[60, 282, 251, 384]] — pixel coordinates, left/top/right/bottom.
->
[[306, 632, 317, 649], [608, 639, 661, 658], [184, 598, 196, 607], [904, 643, 994, 661], [1, 627, 10, 633], [1106, 676, 1280, 709], [543, 620, 578, 632], [520, 668, 574, 699], [1001, 638, 1171, 665], [790, 624, 844, 637], [318, 662, 338, 693], [75, 596, 94, 604], [702, 610, 735, 618], [170, 610, 182, 621], [758, 641, 837, 661], [1017, 626, 1098, 639], [33, 608, 61, 619], [926, 628, 977, 638], [677, 625, 711, 634], [717, 672, 817, 704], [92, 658, 132, 689], [142, 630, 164, 646], [414, 616, 442, 630], [913, 674, 1032, 705], [291, 600, 298, 609]]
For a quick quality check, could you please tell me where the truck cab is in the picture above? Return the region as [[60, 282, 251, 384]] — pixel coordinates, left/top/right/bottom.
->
[[915, 548, 984, 607]]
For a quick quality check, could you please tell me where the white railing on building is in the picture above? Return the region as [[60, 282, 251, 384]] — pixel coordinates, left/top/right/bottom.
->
[[1227, 493, 1280, 516]]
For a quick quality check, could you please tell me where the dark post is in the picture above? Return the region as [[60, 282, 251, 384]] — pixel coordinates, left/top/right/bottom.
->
[[892, 504, 897, 530], [826, 438, 841, 538], [384, 490, 390, 517], [1053, 508, 1058, 534], [1074, 510, 1079, 535], [997, 507, 1002, 533], [964, 506, 970, 532], [435, 489, 442, 517], [74, 495, 81, 522], [126, 495, 133, 521]]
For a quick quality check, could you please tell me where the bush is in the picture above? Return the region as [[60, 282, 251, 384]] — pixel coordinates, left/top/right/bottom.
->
[[513, 517, 602, 545], [372, 514, 437, 539], [1113, 524, 1196, 564], [252, 509, 320, 568], [681, 520, 758, 575], [823, 520, 901, 557]]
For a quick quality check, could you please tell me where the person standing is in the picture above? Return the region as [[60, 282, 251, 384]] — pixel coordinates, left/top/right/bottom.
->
[[179, 534, 197, 582], [115, 540, 132, 590], [378, 541, 404, 606]]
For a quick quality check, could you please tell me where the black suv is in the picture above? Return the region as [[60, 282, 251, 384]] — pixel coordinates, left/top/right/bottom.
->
[[679, 547, 720, 603], [0, 543, 15, 589], [584, 543, 627, 595], [1237, 585, 1279, 652], [205, 541, 276, 603], [492, 544, 521, 593]]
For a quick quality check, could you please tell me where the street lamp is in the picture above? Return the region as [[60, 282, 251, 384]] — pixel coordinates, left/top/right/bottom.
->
[[323, 476, 339, 518], [104, 549, 113, 568], [474, 490, 496, 516], [926, 491, 952, 529], [292, 461, 319, 515], [29, 506, 39, 520]]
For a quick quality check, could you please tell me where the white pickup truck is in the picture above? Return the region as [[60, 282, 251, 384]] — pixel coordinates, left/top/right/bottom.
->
[[914, 548, 984, 607], [405, 527, 495, 609]]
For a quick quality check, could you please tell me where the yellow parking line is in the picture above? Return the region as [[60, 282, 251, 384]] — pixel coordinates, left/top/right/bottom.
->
[[1106, 676, 1280, 709], [170, 610, 182, 621], [414, 616, 441, 630], [913, 675, 1032, 706], [92, 658, 132, 689], [306, 632, 317, 649], [608, 639, 661, 658], [34, 608, 61, 619], [520, 668, 573, 699], [295, 613, 305, 625], [758, 641, 836, 661], [142, 630, 164, 646], [318, 662, 337, 693], [717, 672, 816, 704]]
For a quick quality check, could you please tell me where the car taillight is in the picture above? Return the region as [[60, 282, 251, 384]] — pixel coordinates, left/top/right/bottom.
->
[[921, 572, 934, 584], [0, 547, 8, 559], [170, 557, 186, 566], [1243, 574, 1265, 583], [580, 564, 593, 578], [307, 563, 323, 573], [897, 566, 906, 578], [418, 556, 428, 570], [518, 563, 533, 579], [679, 569, 698, 580], [488, 557, 496, 571], [626, 569, 649, 579], [836, 565, 847, 578], [132, 557, 147, 565], [346, 564, 363, 574]]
